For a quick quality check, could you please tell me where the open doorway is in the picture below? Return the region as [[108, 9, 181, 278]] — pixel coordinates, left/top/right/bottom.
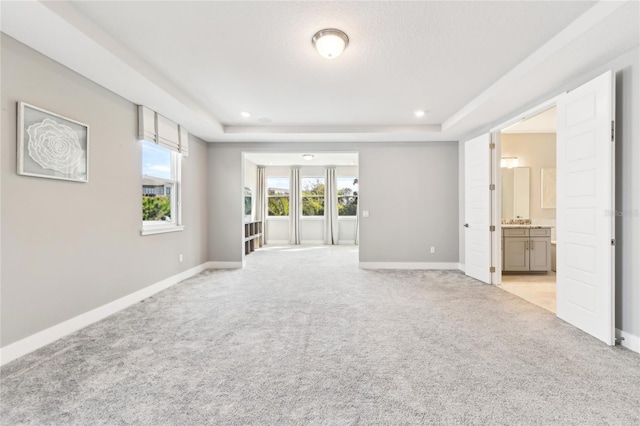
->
[[242, 152, 359, 260], [477, 71, 615, 345], [498, 107, 557, 313]]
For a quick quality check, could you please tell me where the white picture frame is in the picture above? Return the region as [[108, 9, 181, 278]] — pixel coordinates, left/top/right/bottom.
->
[[17, 102, 89, 183]]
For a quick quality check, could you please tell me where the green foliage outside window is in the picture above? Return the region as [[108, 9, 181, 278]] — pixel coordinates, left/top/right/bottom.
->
[[267, 177, 290, 216], [338, 177, 358, 216], [302, 179, 325, 216], [142, 196, 171, 221], [266, 177, 357, 217], [268, 196, 290, 216], [338, 194, 358, 216]]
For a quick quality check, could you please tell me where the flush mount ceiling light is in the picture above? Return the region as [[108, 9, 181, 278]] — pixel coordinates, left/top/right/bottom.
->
[[312, 29, 349, 59], [240, 111, 251, 118], [302, 154, 315, 161], [414, 110, 426, 118]]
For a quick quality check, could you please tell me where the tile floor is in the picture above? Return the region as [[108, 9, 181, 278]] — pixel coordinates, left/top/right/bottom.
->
[[500, 271, 556, 313]]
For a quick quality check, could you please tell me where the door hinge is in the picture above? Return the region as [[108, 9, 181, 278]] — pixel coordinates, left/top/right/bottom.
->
[[489, 142, 495, 149], [489, 225, 496, 232], [611, 120, 615, 142], [490, 266, 496, 273], [489, 184, 495, 191], [611, 239, 616, 246]]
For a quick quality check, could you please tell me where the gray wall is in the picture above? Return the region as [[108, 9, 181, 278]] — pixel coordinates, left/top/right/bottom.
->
[[208, 142, 460, 264], [1, 36, 209, 346], [458, 142, 466, 266], [359, 143, 459, 263], [458, 47, 640, 337], [613, 49, 640, 338], [208, 145, 244, 262]]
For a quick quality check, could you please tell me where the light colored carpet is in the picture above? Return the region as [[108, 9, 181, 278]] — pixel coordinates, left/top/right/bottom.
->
[[2, 245, 639, 425]]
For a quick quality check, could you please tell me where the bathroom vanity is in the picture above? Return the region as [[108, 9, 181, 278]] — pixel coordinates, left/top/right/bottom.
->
[[502, 226, 552, 272]]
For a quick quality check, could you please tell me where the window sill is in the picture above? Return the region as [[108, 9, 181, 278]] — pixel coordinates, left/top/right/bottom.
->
[[140, 225, 185, 236]]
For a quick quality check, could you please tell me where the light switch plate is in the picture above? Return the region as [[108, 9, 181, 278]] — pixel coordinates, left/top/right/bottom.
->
[[362, 210, 370, 217]]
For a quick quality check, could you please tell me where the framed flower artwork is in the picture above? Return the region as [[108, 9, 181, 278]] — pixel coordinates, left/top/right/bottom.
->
[[17, 102, 89, 183]]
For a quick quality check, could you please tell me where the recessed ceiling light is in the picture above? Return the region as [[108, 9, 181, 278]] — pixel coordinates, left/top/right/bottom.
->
[[302, 154, 315, 161], [350, 161, 356, 165], [414, 110, 426, 118], [312, 29, 349, 59], [240, 111, 251, 118]]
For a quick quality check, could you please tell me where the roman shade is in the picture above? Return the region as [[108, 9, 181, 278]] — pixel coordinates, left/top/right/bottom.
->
[[138, 105, 189, 156]]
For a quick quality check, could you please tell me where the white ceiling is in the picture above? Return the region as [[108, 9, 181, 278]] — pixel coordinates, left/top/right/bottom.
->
[[502, 107, 557, 134], [245, 152, 358, 167], [1, 1, 638, 143]]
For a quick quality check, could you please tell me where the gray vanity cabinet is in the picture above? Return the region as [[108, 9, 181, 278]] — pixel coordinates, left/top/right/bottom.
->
[[502, 227, 551, 272], [503, 236, 529, 271]]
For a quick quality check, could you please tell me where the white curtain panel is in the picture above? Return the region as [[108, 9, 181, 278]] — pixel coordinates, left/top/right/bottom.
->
[[256, 166, 266, 244], [289, 166, 301, 245], [325, 167, 339, 245]]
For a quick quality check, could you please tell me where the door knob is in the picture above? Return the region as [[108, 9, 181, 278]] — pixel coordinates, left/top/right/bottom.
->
[[464, 223, 469, 228]]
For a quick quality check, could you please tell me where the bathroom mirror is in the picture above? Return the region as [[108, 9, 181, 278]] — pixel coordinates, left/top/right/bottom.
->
[[501, 167, 530, 220]]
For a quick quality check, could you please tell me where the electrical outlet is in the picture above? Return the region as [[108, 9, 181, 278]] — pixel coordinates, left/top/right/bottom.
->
[[179, 254, 183, 262], [430, 246, 436, 254], [362, 210, 370, 217]]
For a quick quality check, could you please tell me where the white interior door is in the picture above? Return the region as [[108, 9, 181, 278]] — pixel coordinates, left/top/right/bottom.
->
[[464, 133, 492, 284], [556, 70, 615, 345]]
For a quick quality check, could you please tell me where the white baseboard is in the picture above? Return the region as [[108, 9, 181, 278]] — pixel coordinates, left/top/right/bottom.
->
[[0, 262, 211, 367], [207, 261, 243, 269], [265, 240, 289, 245], [300, 240, 325, 245], [458, 263, 465, 273], [616, 328, 640, 354], [359, 262, 462, 270], [338, 240, 357, 245]]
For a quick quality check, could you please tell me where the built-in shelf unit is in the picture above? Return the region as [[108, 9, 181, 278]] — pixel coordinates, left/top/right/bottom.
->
[[244, 221, 263, 255]]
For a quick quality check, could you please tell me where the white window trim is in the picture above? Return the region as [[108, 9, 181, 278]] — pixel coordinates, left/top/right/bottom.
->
[[267, 176, 290, 218], [141, 224, 185, 236], [301, 216, 324, 221], [141, 146, 184, 236]]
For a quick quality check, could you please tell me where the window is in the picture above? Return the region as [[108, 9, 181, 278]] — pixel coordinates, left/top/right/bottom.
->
[[267, 177, 290, 216], [301, 177, 325, 216], [338, 177, 358, 216], [141, 140, 182, 234]]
